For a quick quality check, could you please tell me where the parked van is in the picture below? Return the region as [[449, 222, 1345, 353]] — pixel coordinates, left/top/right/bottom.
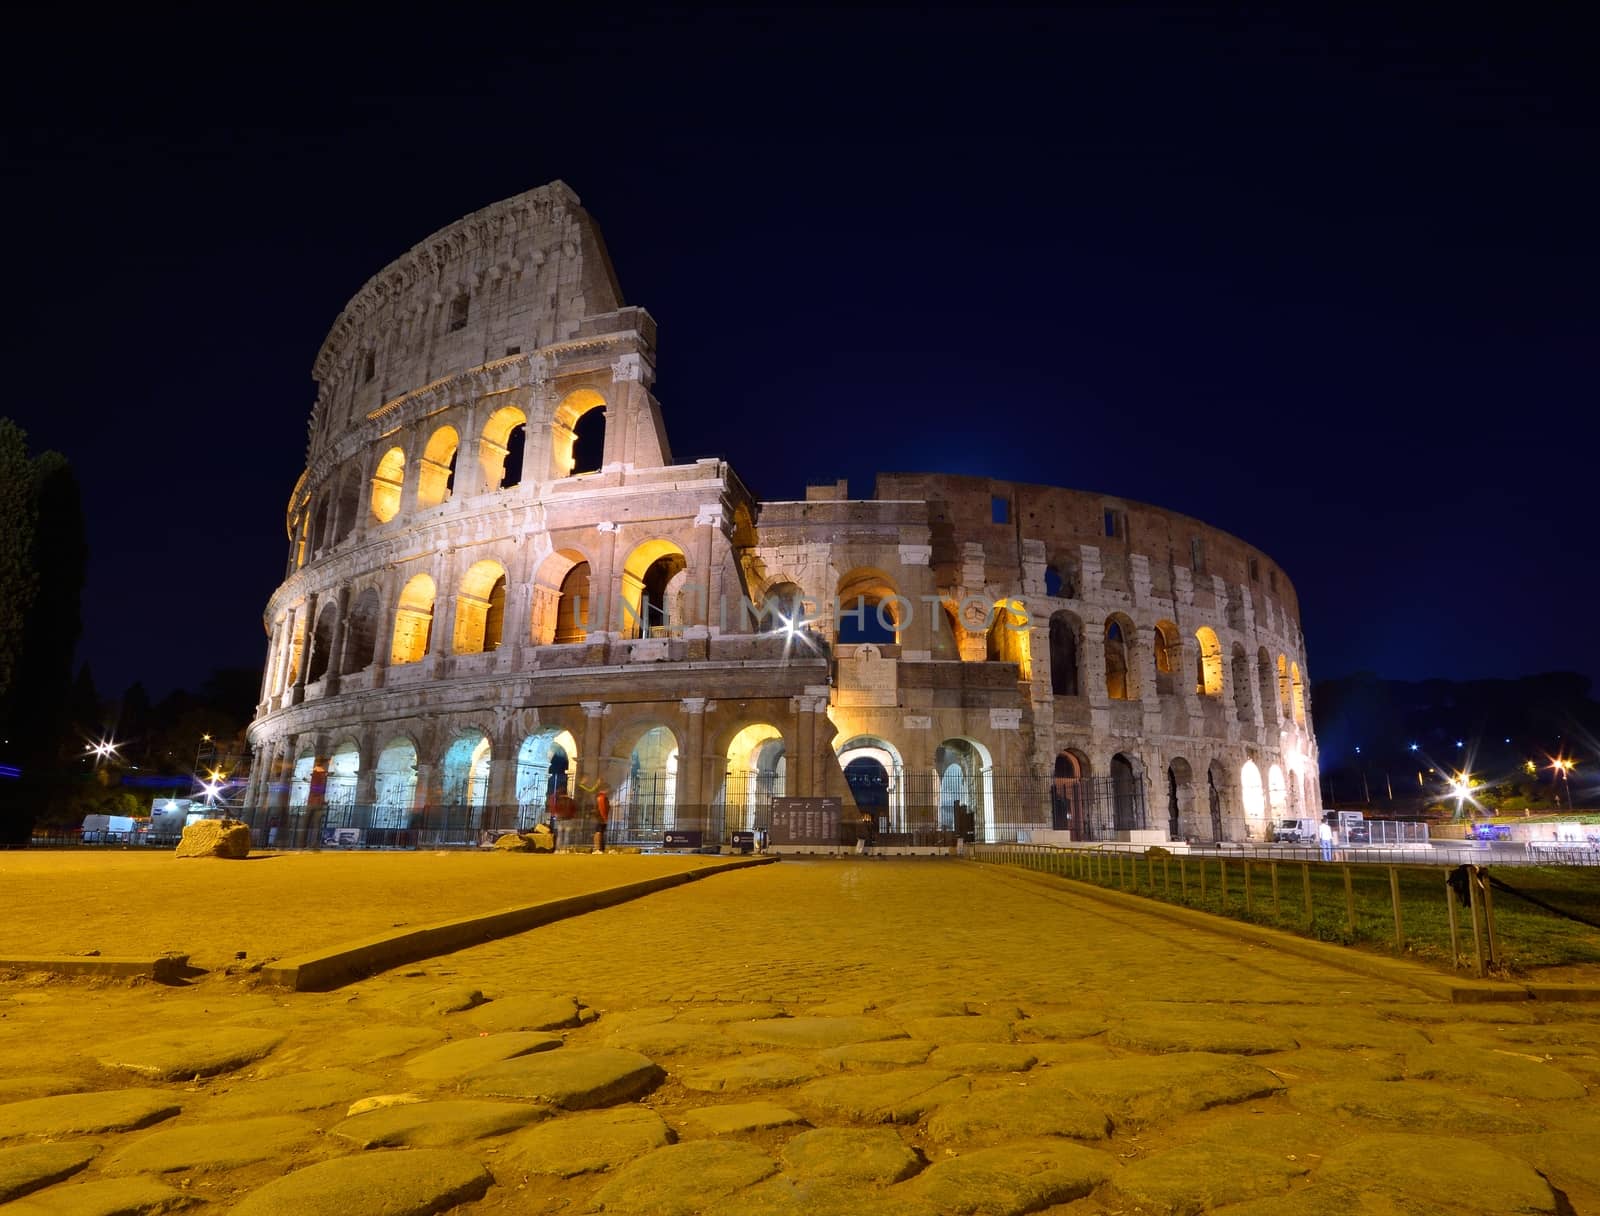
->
[[1272, 817, 1320, 845]]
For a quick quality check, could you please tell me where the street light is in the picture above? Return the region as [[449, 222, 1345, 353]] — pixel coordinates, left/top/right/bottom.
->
[[1551, 758, 1576, 810]]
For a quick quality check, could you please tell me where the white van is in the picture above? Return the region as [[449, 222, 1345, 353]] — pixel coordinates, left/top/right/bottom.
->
[[1271, 817, 1320, 845]]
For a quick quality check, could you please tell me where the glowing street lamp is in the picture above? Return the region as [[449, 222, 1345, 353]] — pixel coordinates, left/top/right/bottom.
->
[[1551, 758, 1576, 810], [85, 738, 120, 765]]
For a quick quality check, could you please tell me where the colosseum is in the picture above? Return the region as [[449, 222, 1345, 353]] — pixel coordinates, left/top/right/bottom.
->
[[243, 181, 1320, 850]]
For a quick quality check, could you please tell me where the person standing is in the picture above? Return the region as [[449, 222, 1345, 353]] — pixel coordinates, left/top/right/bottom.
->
[[593, 783, 610, 854], [1317, 818, 1334, 862]]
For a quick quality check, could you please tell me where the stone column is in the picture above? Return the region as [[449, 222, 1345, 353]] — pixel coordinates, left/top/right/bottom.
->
[[292, 593, 319, 704], [324, 587, 350, 695], [692, 503, 722, 632], [793, 696, 814, 796], [430, 549, 458, 662], [895, 544, 935, 658], [580, 701, 607, 790], [589, 524, 619, 638], [679, 697, 708, 815]]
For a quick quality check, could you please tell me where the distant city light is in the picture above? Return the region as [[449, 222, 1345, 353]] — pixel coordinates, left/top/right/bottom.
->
[[1408, 743, 1419, 752]]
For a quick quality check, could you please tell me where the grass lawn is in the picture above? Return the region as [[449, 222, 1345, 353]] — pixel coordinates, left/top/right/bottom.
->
[[999, 847, 1600, 975]]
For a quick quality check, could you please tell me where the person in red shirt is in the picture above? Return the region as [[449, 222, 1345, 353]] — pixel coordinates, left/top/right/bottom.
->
[[593, 783, 610, 853]]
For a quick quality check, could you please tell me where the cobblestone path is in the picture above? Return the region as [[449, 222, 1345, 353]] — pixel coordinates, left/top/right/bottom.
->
[[2, 858, 1597, 1214]]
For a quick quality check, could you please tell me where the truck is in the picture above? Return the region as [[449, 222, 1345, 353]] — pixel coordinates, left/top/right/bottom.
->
[[1271, 817, 1321, 845]]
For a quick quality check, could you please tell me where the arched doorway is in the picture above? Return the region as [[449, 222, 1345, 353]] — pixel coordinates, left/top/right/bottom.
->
[[516, 729, 577, 828], [933, 737, 994, 840], [1051, 750, 1088, 835], [1167, 758, 1194, 840], [617, 725, 679, 837], [326, 741, 359, 823], [374, 738, 418, 830], [723, 723, 786, 832], [836, 735, 905, 831], [442, 731, 492, 826], [1241, 759, 1266, 836], [1206, 760, 1229, 842], [1111, 753, 1141, 831]]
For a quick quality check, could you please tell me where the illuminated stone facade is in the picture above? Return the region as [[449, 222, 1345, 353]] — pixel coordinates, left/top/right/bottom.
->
[[245, 181, 1319, 846]]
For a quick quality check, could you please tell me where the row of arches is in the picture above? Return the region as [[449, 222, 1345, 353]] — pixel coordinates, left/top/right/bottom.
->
[[290, 390, 610, 573]]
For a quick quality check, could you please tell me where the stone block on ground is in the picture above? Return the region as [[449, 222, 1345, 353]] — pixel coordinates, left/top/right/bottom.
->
[[97, 1028, 283, 1080], [589, 1140, 778, 1216], [464, 994, 583, 1033], [604, 1022, 746, 1057], [0, 1089, 181, 1139], [229, 1147, 493, 1216], [731, 1016, 906, 1050], [1107, 1019, 1299, 1055], [780, 1126, 923, 1183], [104, 1115, 315, 1174], [1318, 1133, 1556, 1214], [900, 1138, 1117, 1215], [1016, 1012, 1109, 1041], [1039, 1052, 1284, 1126], [681, 1053, 824, 1093], [926, 1087, 1111, 1143], [675, 1003, 787, 1023], [1, 1176, 200, 1215], [402, 1031, 561, 1081], [703, 1176, 941, 1216], [681, 1101, 806, 1135], [903, 1015, 1014, 1044], [332, 1098, 547, 1147], [502, 1107, 674, 1177], [796, 1069, 970, 1123], [201, 1067, 380, 1117], [816, 1041, 934, 1071], [462, 1047, 664, 1108], [1108, 1116, 1314, 1214], [492, 832, 533, 852], [174, 817, 250, 859], [1290, 1080, 1545, 1133], [1404, 1045, 1587, 1100], [927, 1044, 1037, 1073], [0, 1142, 98, 1203]]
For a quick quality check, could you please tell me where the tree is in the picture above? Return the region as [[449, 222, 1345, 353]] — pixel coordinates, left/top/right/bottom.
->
[[0, 421, 37, 707]]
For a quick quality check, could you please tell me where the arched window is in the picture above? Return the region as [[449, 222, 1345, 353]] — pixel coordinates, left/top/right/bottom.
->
[[334, 470, 363, 544], [985, 599, 1030, 680], [309, 499, 330, 561], [1044, 567, 1063, 597], [1153, 620, 1179, 675], [479, 406, 528, 491], [306, 602, 338, 684], [442, 731, 491, 811], [390, 574, 435, 665], [554, 561, 590, 644], [1195, 626, 1224, 697], [416, 427, 459, 509], [621, 540, 688, 638], [1231, 643, 1253, 722], [1291, 662, 1307, 725], [1277, 654, 1291, 718], [370, 447, 405, 523], [836, 568, 901, 645], [755, 581, 806, 633], [1257, 648, 1278, 726], [453, 560, 508, 654], [373, 738, 418, 829], [1241, 759, 1266, 825], [1048, 612, 1079, 696], [1105, 616, 1135, 700], [552, 389, 607, 478], [343, 587, 381, 674]]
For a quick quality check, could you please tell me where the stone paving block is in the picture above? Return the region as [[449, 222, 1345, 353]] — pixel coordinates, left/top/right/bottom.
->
[[1016, 1011, 1109, 1041], [1318, 1133, 1556, 1213], [588, 1140, 778, 1215], [0, 1089, 181, 1139], [0, 1176, 199, 1215], [681, 1101, 807, 1135], [927, 1044, 1037, 1073], [1256, 1047, 1405, 1082], [780, 1126, 923, 1183], [97, 1028, 283, 1080], [1290, 1079, 1545, 1132], [815, 1040, 934, 1071], [461, 1046, 664, 1108], [703, 1175, 941, 1216], [402, 1031, 561, 1080], [200, 1067, 381, 1117], [903, 1015, 1014, 1043], [882, 999, 972, 1020], [464, 994, 583, 1033], [603, 1022, 746, 1057], [1038, 1052, 1284, 1125], [1107, 1019, 1299, 1055], [0, 1077, 82, 1104], [1405, 1044, 1587, 1099], [796, 1069, 970, 1123], [104, 1115, 316, 1174], [332, 1098, 548, 1146], [675, 1003, 787, 1023], [731, 1016, 906, 1049], [1107, 1116, 1314, 1214], [0, 1142, 98, 1203], [681, 1053, 824, 1092], [900, 1137, 1117, 1215], [1504, 1129, 1600, 1194], [312, 1025, 446, 1064], [926, 1086, 1111, 1143], [229, 1147, 493, 1215], [501, 1106, 674, 1177]]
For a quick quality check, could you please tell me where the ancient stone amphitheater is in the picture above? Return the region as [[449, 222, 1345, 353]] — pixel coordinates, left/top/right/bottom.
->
[[244, 181, 1318, 847]]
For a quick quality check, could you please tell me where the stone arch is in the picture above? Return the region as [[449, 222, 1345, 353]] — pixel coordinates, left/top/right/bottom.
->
[[516, 729, 578, 824], [1104, 614, 1138, 701], [621, 539, 689, 638], [1195, 626, 1224, 698], [1051, 748, 1090, 834], [326, 739, 360, 815], [1153, 619, 1179, 683], [306, 600, 338, 684], [453, 559, 508, 654], [1290, 661, 1307, 725], [1167, 757, 1196, 838], [416, 425, 459, 509], [288, 750, 316, 812], [370, 446, 406, 524], [1277, 653, 1291, 719], [343, 586, 382, 674], [836, 567, 903, 645], [1045, 553, 1079, 599], [1048, 610, 1081, 696], [374, 737, 418, 828], [1206, 758, 1230, 841], [722, 723, 787, 832], [1257, 648, 1279, 727], [1111, 752, 1142, 831], [611, 723, 679, 835], [390, 573, 435, 665], [1230, 643, 1253, 722], [553, 388, 606, 478], [529, 547, 591, 645], [836, 734, 906, 830], [932, 599, 962, 660], [753, 580, 808, 634], [309, 497, 331, 560], [1267, 762, 1289, 826], [479, 405, 528, 491], [985, 598, 1031, 680], [1241, 758, 1267, 831], [333, 468, 363, 545], [934, 737, 994, 839], [441, 729, 492, 811]]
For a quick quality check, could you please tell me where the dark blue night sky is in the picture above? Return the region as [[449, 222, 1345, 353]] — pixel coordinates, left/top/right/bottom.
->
[[5, 5, 1595, 698]]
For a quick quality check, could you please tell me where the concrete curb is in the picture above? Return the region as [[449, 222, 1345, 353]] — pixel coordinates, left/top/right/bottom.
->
[[984, 865, 1600, 1003], [0, 953, 191, 983], [261, 855, 778, 992]]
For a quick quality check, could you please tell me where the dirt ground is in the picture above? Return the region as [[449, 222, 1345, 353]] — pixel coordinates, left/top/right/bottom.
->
[[0, 851, 716, 971]]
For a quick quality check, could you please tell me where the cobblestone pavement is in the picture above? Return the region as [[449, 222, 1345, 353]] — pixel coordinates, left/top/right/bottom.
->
[[3, 858, 1598, 1215]]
